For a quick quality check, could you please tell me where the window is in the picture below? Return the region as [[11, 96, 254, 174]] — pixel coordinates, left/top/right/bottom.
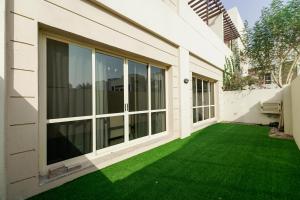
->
[[192, 76, 215, 124], [151, 66, 166, 135], [46, 39, 93, 165], [43, 37, 167, 166], [264, 73, 272, 85]]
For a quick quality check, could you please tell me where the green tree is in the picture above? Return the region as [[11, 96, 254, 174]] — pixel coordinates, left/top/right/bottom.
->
[[245, 0, 300, 87], [223, 42, 257, 91]]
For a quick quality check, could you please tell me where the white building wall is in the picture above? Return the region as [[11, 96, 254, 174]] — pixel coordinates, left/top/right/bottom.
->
[[5, 0, 230, 199], [94, 0, 231, 69], [208, 14, 224, 42], [179, 47, 192, 138], [221, 89, 283, 125], [227, 7, 245, 50]]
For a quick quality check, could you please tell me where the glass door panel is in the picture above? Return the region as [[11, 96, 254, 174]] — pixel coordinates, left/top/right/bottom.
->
[[95, 53, 124, 114], [151, 67, 165, 110], [129, 114, 148, 140], [47, 39, 92, 119], [96, 116, 124, 150], [151, 112, 166, 135], [128, 60, 148, 112]]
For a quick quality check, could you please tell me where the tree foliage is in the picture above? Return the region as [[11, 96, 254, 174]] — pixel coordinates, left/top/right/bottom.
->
[[223, 43, 257, 91], [244, 0, 300, 87]]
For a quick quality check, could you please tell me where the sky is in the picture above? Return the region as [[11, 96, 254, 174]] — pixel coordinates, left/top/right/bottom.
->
[[221, 0, 273, 27]]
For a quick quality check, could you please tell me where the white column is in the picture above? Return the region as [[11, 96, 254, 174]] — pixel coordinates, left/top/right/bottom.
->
[[0, 0, 6, 199], [179, 47, 192, 138]]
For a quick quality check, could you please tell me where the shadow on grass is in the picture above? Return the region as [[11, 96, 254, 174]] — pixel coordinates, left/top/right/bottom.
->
[[29, 123, 300, 200]]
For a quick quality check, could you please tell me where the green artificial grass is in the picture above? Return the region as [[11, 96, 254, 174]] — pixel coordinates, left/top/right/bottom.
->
[[29, 123, 300, 200]]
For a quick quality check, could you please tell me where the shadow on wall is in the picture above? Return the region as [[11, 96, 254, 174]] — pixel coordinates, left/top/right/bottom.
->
[[221, 88, 283, 125]]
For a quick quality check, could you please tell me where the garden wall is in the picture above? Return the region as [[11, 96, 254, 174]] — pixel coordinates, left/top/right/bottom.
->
[[290, 76, 300, 149], [221, 88, 283, 125]]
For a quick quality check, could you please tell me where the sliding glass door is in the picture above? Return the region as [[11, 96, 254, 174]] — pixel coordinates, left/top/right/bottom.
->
[[44, 36, 167, 166], [128, 60, 149, 140], [95, 53, 125, 150]]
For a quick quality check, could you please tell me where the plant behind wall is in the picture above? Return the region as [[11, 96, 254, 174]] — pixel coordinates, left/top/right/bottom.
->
[[223, 42, 256, 91]]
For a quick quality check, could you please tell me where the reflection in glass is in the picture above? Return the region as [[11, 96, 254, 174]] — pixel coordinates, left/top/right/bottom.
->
[[96, 116, 124, 150], [192, 78, 196, 107], [129, 114, 148, 140], [204, 107, 209, 120], [210, 82, 215, 105], [210, 106, 215, 118], [193, 108, 197, 123], [203, 81, 209, 106], [47, 120, 92, 165], [197, 108, 203, 121], [197, 79, 202, 106], [128, 61, 148, 111], [47, 39, 92, 119], [151, 67, 165, 110], [151, 112, 166, 134], [96, 53, 124, 114]]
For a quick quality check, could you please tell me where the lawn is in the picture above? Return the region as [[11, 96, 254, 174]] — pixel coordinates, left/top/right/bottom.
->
[[29, 123, 300, 200]]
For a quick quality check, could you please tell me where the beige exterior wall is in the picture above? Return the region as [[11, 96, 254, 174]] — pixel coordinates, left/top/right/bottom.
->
[[162, 0, 178, 12], [227, 7, 245, 51], [208, 14, 224, 42], [0, 0, 6, 199], [4, 0, 230, 199], [291, 77, 300, 149], [283, 86, 293, 135]]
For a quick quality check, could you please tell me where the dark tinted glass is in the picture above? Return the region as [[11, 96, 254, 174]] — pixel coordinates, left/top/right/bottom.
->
[[197, 79, 202, 106], [96, 116, 124, 150], [210, 106, 215, 118], [151, 112, 166, 134], [210, 82, 215, 105], [96, 53, 124, 114], [128, 61, 148, 111], [193, 108, 197, 123], [192, 78, 196, 107], [129, 114, 148, 140], [203, 81, 209, 106], [204, 107, 210, 120], [47, 39, 92, 119], [151, 67, 165, 110], [47, 120, 92, 165], [197, 108, 203, 121]]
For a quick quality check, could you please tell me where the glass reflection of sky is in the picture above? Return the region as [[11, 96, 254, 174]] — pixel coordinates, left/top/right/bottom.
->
[[128, 60, 147, 79], [68, 44, 92, 88], [96, 53, 124, 82]]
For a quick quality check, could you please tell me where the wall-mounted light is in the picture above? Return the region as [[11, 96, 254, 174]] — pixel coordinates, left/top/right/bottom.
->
[[184, 78, 189, 84]]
